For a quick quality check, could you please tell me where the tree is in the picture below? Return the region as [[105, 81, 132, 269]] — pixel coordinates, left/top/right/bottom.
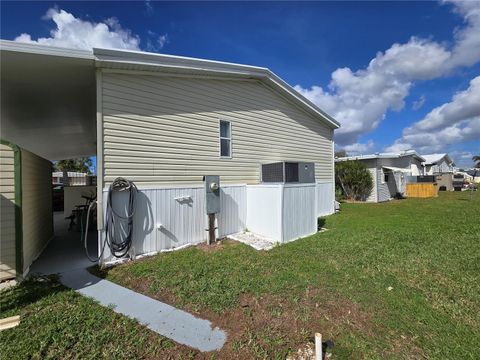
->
[[473, 155, 480, 168], [335, 160, 373, 201], [335, 149, 347, 158], [54, 158, 93, 185], [54, 158, 93, 174]]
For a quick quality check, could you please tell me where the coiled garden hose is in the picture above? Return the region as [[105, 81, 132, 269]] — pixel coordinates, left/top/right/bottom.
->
[[83, 177, 138, 262], [105, 177, 138, 258]]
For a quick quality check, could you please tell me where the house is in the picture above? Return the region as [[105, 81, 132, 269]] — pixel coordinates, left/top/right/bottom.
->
[[421, 154, 455, 191], [52, 171, 96, 186], [422, 154, 454, 175], [0, 40, 339, 278], [335, 150, 426, 202]]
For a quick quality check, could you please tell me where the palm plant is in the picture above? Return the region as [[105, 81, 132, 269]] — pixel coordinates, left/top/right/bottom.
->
[[473, 155, 480, 168]]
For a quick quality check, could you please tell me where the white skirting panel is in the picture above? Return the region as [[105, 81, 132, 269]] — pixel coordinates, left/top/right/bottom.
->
[[316, 182, 335, 216], [218, 185, 247, 237], [100, 185, 247, 264], [283, 184, 317, 242], [245, 184, 283, 241], [246, 184, 318, 243]]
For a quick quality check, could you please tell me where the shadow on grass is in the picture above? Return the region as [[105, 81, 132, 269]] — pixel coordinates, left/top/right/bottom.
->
[[318, 217, 326, 231], [87, 265, 108, 279], [0, 276, 67, 315]]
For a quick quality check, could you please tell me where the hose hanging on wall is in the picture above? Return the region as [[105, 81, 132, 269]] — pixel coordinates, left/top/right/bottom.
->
[[84, 177, 137, 262], [105, 177, 138, 258]]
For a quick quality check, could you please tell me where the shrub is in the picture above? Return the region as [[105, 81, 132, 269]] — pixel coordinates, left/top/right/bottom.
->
[[335, 160, 373, 201]]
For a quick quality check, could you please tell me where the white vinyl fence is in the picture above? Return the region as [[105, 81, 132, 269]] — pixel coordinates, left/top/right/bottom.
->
[[100, 185, 246, 263], [99, 182, 334, 264]]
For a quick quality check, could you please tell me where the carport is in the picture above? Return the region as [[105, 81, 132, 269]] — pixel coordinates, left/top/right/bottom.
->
[[1, 41, 98, 278]]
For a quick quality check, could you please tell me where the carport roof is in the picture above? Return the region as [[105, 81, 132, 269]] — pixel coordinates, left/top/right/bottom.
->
[[1, 41, 96, 160]]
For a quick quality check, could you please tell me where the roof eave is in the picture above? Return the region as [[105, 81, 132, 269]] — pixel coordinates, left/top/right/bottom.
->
[[0, 40, 340, 131], [93, 47, 340, 130], [0, 39, 94, 60]]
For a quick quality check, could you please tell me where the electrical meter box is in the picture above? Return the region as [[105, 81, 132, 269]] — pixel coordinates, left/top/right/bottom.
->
[[203, 175, 220, 214]]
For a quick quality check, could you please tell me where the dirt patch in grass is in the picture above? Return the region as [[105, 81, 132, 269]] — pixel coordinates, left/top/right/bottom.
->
[[98, 260, 432, 359], [194, 239, 237, 253], [95, 271, 380, 359]]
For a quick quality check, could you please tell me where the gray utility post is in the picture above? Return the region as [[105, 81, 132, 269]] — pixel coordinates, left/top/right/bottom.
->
[[203, 175, 220, 245]]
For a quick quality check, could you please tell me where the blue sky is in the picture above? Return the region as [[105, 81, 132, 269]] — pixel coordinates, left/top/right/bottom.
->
[[1, 1, 479, 168]]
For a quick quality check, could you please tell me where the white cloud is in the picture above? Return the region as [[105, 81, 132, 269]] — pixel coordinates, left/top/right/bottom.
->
[[444, 150, 476, 168], [145, 0, 154, 16], [412, 95, 426, 111], [343, 140, 375, 155], [295, 0, 480, 146], [146, 31, 169, 52], [445, 0, 480, 69], [158, 34, 168, 48], [14, 8, 140, 50], [386, 76, 480, 154]]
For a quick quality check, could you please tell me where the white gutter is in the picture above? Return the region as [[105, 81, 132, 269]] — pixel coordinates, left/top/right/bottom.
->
[[0, 39, 93, 59]]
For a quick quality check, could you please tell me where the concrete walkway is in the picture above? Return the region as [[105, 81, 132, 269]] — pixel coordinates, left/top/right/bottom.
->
[[29, 212, 227, 352], [60, 269, 226, 352], [29, 212, 98, 275]]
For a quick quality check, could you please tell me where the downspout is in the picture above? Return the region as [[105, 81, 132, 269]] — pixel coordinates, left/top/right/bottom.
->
[[96, 68, 103, 232], [96, 68, 104, 253]]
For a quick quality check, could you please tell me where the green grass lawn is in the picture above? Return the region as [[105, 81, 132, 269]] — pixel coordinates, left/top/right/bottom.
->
[[0, 277, 196, 359], [2, 192, 479, 359]]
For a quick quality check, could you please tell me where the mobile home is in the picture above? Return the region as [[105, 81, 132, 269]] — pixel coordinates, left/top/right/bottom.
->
[[1, 40, 339, 277], [335, 151, 425, 203]]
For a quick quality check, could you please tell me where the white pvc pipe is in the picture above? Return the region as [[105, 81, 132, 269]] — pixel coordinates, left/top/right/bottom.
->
[[315, 332, 322, 360]]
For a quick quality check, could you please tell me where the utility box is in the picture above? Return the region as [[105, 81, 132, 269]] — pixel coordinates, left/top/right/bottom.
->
[[298, 162, 315, 183], [203, 175, 220, 214]]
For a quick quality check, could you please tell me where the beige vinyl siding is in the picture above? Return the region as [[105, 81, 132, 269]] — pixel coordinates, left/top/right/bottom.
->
[[102, 73, 333, 186], [21, 149, 53, 272], [0, 143, 17, 280]]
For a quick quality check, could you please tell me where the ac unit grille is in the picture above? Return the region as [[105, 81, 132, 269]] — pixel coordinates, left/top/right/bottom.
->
[[285, 162, 299, 182], [261, 162, 284, 183], [261, 162, 315, 183]]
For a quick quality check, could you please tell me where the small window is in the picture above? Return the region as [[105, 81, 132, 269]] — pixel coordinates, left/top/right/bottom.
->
[[219, 120, 231, 158], [384, 173, 389, 183]]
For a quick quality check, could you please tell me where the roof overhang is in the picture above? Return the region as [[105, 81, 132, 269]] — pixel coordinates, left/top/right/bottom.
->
[[422, 153, 453, 166], [93, 47, 340, 129], [382, 166, 411, 173], [1, 40, 339, 161], [1, 41, 96, 160], [336, 150, 425, 162]]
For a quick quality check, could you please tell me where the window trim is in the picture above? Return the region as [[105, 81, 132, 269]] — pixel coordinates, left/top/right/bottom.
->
[[219, 119, 232, 159]]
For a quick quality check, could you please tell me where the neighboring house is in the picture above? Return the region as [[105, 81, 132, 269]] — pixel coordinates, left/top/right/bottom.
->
[[335, 150, 426, 203], [422, 154, 455, 191], [1, 40, 339, 274], [422, 154, 454, 175], [52, 171, 95, 186], [456, 170, 480, 184]]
